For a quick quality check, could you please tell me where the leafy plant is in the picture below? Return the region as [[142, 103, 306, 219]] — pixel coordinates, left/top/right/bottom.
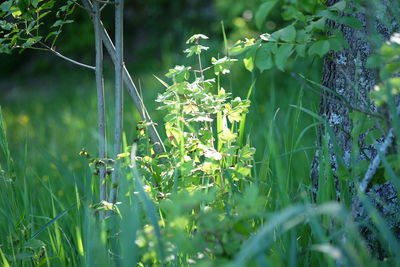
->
[[232, 0, 353, 72], [105, 34, 260, 264], [0, 0, 75, 54]]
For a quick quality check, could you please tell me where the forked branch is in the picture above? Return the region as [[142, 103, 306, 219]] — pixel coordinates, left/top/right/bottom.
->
[[81, 0, 166, 156]]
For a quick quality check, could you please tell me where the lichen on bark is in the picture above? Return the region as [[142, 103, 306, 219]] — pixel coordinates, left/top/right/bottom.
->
[[310, 0, 400, 258]]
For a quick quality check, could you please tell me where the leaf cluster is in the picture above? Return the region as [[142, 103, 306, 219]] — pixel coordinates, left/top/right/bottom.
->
[[115, 35, 261, 263], [0, 0, 75, 54], [234, 1, 358, 72]]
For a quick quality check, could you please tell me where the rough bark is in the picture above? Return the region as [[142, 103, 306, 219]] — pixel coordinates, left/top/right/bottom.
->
[[310, 0, 400, 258]]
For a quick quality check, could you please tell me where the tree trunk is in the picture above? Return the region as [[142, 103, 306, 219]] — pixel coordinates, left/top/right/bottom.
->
[[310, 0, 400, 258]]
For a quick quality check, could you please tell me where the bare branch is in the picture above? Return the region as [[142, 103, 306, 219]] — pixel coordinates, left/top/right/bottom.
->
[[37, 41, 95, 70], [81, 0, 166, 156], [359, 128, 395, 193]]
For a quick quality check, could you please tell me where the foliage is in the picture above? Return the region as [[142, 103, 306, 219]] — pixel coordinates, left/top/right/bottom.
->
[[0, 0, 75, 54], [233, 0, 353, 72], [114, 35, 259, 263], [1, 0, 400, 266], [368, 33, 400, 106]]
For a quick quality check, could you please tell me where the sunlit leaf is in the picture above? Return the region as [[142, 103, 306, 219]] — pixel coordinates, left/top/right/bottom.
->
[[275, 43, 294, 71]]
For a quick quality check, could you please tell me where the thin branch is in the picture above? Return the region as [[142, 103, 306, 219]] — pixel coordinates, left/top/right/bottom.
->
[[359, 128, 394, 193], [71, 0, 89, 10], [37, 40, 95, 70], [108, 0, 124, 205], [93, 0, 107, 220], [94, 0, 114, 3], [81, 0, 166, 155], [190, 65, 213, 73]]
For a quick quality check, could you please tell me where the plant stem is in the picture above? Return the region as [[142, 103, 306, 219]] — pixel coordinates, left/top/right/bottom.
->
[[93, 0, 107, 220], [198, 53, 205, 89], [109, 0, 124, 204]]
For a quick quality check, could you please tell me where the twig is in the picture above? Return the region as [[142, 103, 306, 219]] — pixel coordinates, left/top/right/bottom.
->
[[359, 128, 394, 192], [37, 40, 95, 70], [190, 65, 213, 73], [71, 0, 88, 10]]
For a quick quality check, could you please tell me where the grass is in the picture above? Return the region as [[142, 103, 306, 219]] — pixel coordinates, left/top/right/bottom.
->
[[0, 54, 398, 266]]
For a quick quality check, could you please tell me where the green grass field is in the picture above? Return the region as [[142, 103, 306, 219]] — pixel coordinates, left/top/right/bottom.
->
[[0, 48, 398, 266]]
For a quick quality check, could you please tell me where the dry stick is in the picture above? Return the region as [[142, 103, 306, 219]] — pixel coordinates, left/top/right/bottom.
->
[[108, 0, 124, 204], [81, 0, 166, 156], [93, 0, 107, 219]]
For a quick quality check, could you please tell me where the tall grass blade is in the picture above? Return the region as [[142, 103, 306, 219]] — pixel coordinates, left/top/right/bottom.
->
[[233, 203, 344, 266], [27, 209, 69, 242], [130, 144, 165, 264]]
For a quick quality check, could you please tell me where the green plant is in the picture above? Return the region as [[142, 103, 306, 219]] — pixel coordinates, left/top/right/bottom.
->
[[232, 1, 353, 72], [94, 34, 261, 264]]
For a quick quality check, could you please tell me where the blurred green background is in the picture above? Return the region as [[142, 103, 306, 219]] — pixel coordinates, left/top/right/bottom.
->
[[0, 0, 321, 198]]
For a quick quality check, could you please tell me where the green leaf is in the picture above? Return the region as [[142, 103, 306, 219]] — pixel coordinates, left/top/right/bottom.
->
[[45, 31, 61, 41], [0, 21, 14, 31], [282, 5, 305, 21], [186, 34, 209, 44], [165, 65, 191, 82], [255, 44, 273, 72], [306, 18, 326, 32], [184, 44, 209, 57], [272, 25, 296, 43], [51, 19, 74, 28], [11, 8, 22, 18], [21, 36, 41, 47], [328, 31, 347, 52], [255, 0, 277, 29], [31, 0, 39, 8], [243, 47, 256, 72], [230, 38, 256, 55], [275, 44, 294, 71], [295, 44, 306, 57], [239, 145, 256, 160], [308, 40, 330, 57], [329, 1, 346, 11], [338, 16, 362, 30], [365, 129, 382, 146], [220, 128, 237, 142], [295, 30, 311, 43], [0, 1, 12, 12], [212, 56, 238, 75]]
